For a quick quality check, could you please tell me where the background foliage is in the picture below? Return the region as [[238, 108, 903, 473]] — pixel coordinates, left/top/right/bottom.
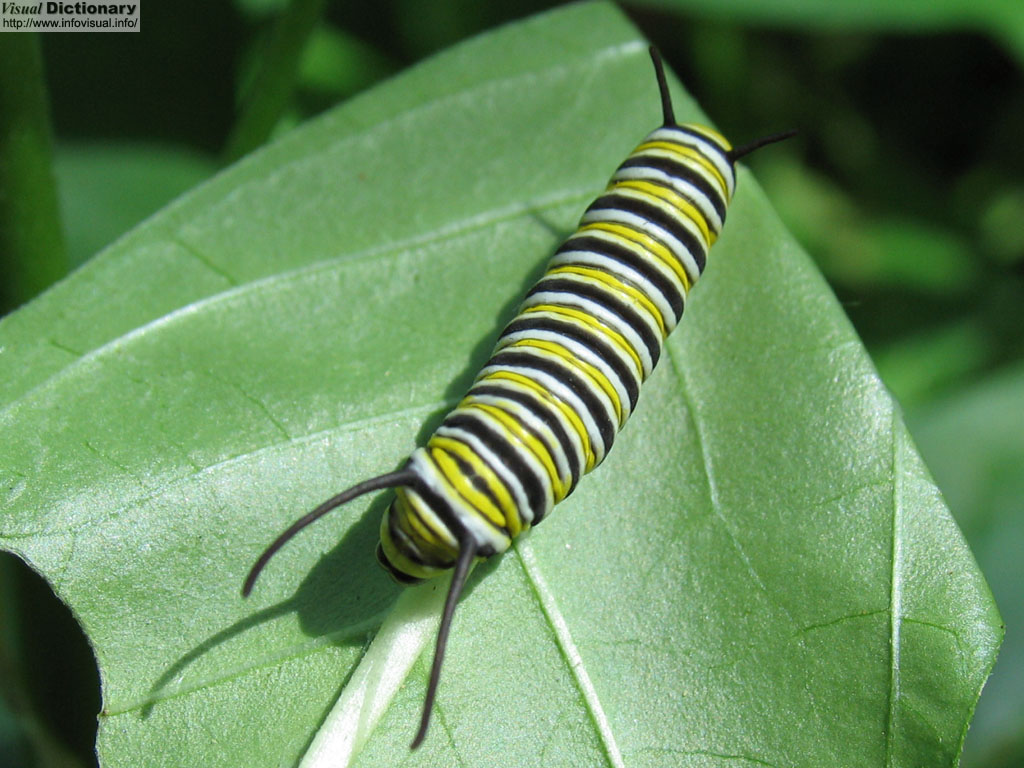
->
[[0, 0, 1020, 766]]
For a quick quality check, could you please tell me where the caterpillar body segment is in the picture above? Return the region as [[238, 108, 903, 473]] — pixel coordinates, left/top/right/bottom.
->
[[373, 121, 736, 584]]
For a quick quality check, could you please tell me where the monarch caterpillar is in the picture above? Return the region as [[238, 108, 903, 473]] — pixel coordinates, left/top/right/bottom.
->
[[243, 46, 794, 748]]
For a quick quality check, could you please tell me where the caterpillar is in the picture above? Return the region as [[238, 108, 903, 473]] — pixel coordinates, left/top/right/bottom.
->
[[243, 46, 794, 749]]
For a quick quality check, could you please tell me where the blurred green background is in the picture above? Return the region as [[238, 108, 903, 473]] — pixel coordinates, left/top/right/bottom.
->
[[0, 0, 1021, 766]]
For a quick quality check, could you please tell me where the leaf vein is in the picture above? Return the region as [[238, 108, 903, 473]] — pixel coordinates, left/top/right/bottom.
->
[[516, 538, 625, 768], [4, 397, 457, 541]]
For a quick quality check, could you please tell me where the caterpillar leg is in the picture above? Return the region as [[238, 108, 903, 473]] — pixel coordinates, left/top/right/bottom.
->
[[411, 538, 478, 749]]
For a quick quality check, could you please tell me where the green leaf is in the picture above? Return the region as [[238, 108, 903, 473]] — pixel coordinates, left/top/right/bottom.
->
[[908, 364, 1024, 767], [0, 2, 1002, 766]]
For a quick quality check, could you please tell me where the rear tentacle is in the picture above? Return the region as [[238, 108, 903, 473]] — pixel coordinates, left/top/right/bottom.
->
[[648, 46, 676, 127], [728, 129, 798, 161]]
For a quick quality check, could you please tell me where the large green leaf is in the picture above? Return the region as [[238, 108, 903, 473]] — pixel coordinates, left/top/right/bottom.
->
[[0, 3, 1001, 766], [908, 363, 1024, 767]]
